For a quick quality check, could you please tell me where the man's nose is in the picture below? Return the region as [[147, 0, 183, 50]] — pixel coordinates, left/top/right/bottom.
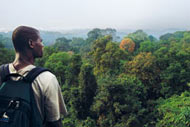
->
[[41, 42, 44, 47]]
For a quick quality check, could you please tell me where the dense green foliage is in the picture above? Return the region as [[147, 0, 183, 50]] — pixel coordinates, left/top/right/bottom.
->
[[0, 37, 14, 64], [157, 91, 190, 127], [1, 29, 190, 126], [0, 34, 13, 49]]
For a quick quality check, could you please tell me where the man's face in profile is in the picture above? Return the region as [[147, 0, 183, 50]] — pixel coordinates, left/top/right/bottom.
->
[[32, 33, 44, 58]]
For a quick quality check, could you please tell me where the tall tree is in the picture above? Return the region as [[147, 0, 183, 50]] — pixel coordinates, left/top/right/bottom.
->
[[77, 63, 97, 119], [92, 75, 146, 127], [90, 35, 127, 76], [44, 52, 72, 85], [120, 38, 135, 53], [126, 30, 149, 51], [53, 37, 72, 51]]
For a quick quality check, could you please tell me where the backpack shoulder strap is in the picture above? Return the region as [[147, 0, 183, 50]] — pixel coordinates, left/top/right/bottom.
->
[[25, 67, 50, 83], [25, 67, 50, 127], [0, 64, 10, 83]]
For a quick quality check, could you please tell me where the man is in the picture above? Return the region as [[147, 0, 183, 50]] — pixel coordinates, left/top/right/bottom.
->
[[1, 26, 67, 127]]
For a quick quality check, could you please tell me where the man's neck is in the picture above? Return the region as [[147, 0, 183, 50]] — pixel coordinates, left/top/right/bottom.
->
[[12, 52, 35, 71]]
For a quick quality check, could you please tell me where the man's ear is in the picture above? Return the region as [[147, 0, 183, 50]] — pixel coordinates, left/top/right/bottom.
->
[[29, 39, 34, 48]]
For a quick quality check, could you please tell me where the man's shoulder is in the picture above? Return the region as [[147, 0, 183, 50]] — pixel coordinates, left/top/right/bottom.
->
[[35, 69, 58, 85], [32, 69, 59, 93], [37, 70, 56, 79]]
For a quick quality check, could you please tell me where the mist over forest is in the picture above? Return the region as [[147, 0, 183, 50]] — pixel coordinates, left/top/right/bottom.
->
[[0, 27, 184, 47]]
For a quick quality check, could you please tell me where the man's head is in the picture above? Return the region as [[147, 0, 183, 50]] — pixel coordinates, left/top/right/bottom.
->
[[12, 26, 44, 58]]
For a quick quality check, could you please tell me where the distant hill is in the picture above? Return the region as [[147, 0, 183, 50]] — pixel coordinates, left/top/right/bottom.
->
[[117, 28, 188, 39], [0, 30, 89, 46], [0, 28, 187, 47]]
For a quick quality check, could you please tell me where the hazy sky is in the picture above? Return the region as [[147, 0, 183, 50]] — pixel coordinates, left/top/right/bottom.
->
[[0, 0, 190, 31]]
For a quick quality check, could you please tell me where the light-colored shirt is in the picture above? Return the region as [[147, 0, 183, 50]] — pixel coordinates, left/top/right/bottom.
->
[[8, 63, 68, 122]]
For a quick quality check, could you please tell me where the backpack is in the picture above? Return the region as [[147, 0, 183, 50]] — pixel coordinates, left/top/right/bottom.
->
[[0, 64, 49, 127]]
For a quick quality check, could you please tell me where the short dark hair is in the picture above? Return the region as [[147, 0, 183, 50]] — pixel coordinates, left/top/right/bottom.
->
[[12, 26, 39, 52]]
